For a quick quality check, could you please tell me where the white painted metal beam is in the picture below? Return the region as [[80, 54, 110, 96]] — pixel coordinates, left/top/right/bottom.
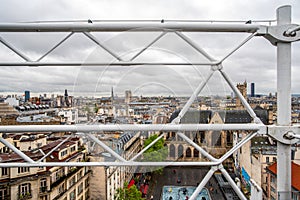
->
[[0, 161, 219, 167], [36, 32, 74, 61], [219, 69, 263, 124], [175, 70, 215, 122], [0, 137, 35, 163], [129, 31, 167, 61], [83, 32, 123, 61], [189, 166, 217, 200], [0, 123, 263, 133], [130, 133, 165, 161], [0, 22, 262, 32], [220, 166, 247, 200], [87, 133, 127, 162], [0, 61, 214, 66], [276, 5, 292, 199]]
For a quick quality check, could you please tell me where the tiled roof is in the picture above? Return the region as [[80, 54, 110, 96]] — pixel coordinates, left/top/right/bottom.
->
[[218, 110, 268, 124], [41, 140, 76, 153], [0, 151, 43, 162], [181, 110, 212, 124], [267, 162, 300, 191], [170, 108, 268, 125], [170, 109, 212, 124]]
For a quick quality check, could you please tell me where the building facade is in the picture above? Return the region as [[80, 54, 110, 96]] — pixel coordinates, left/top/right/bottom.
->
[[266, 162, 300, 200], [0, 135, 90, 200]]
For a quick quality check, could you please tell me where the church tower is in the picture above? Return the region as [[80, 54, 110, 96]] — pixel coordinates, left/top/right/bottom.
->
[[236, 81, 247, 109]]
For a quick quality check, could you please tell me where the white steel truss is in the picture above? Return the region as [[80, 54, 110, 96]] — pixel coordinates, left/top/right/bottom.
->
[[0, 5, 299, 200]]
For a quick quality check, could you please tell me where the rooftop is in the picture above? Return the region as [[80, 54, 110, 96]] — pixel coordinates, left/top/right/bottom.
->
[[267, 161, 300, 191]]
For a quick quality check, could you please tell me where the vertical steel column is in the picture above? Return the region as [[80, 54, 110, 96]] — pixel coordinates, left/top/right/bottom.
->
[[276, 5, 292, 199]]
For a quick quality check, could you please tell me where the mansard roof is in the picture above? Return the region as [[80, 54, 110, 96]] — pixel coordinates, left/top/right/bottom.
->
[[170, 108, 269, 125]]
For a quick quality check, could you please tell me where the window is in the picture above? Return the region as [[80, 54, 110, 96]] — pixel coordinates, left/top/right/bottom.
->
[[271, 196, 276, 200], [40, 178, 47, 192], [69, 176, 76, 187], [55, 171, 61, 182], [85, 189, 89, 200], [211, 131, 221, 146], [266, 157, 270, 163], [70, 146, 76, 152], [18, 167, 30, 174], [58, 183, 65, 194], [1, 168, 8, 176], [40, 195, 48, 200], [0, 188, 8, 200], [60, 149, 68, 157], [78, 182, 83, 194], [77, 171, 83, 180], [271, 186, 276, 193], [2, 147, 9, 153], [292, 192, 298, 200], [271, 175, 275, 183], [69, 189, 76, 200], [19, 183, 31, 196], [85, 166, 89, 174], [85, 178, 89, 188]]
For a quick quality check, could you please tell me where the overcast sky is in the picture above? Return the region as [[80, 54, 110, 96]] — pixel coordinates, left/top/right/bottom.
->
[[0, 0, 299, 97]]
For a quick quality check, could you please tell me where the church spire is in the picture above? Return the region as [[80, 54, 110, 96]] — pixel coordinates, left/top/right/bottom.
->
[[111, 87, 114, 101]]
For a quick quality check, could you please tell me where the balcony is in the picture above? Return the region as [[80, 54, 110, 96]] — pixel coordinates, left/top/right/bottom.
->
[[18, 191, 32, 200], [39, 186, 48, 193]]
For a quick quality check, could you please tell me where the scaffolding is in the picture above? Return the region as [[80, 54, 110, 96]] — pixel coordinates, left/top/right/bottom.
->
[[0, 5, 299, 200]]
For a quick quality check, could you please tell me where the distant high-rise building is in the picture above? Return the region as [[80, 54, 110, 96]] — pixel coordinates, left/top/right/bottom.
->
[[64, 89, 70, 107], [24, 90, 30, 102], [251, 83, 255, 97]]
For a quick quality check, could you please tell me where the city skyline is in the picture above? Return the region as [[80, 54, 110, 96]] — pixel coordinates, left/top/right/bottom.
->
[[0, 1, 300, 96]]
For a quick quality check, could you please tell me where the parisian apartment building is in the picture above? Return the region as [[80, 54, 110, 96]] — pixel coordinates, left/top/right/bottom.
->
[[0, 132, 90, 200]]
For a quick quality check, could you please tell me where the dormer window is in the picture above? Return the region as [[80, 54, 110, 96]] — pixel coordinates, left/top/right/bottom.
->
[[18, 167, 30, 174], [70, 146, 76, 153], [60, 149, 68, 157]]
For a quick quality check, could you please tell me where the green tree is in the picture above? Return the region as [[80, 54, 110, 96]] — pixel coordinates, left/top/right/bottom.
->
[[115, 182, 144, 200], [84, 105, 91, 113], [94, 103, 99, 113], [142, 134, 168, 174]]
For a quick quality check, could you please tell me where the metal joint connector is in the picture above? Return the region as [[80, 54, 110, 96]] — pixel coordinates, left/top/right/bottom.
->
[[284, 131, 300, 140], [211, 64, 222, 71], [284, 25, 300, 37], [267, 125, 300, 144], [264, 24, 300, 45]]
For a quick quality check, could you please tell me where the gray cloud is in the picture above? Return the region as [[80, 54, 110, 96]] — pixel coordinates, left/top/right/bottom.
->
[[0, 0, 299, 97]]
